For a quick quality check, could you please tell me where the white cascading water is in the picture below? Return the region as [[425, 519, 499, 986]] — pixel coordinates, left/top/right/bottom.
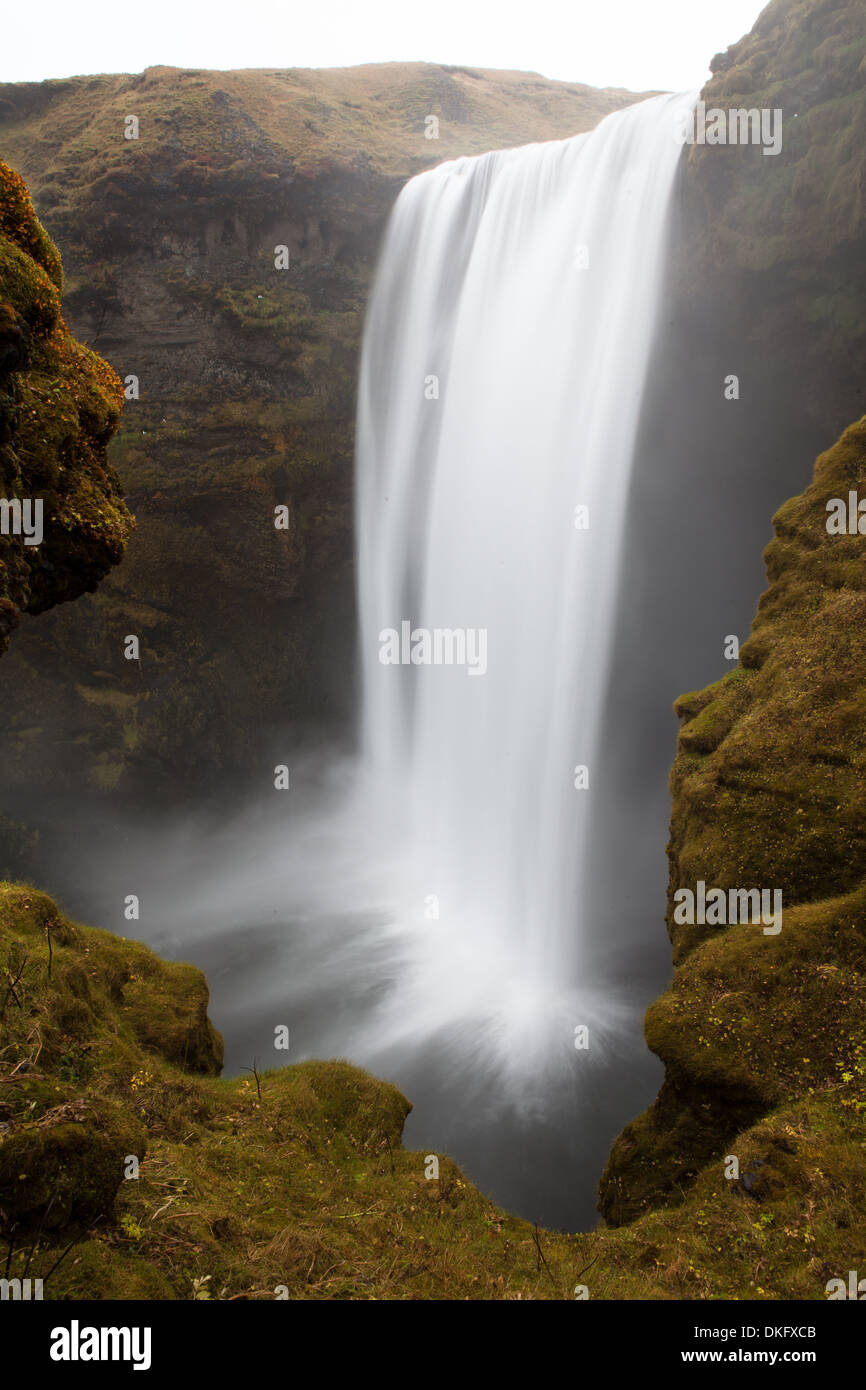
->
[[353, 92, 696, 1082]]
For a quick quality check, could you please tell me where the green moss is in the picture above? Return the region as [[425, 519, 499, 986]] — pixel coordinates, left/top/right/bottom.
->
[[0, 161, 62, 289], [0, 241, 60, 335], [0, 1103, 145, 1232], [0, 159, 134, 652], [116, 955, 224, 1076], [600, 414, 866, 1225]]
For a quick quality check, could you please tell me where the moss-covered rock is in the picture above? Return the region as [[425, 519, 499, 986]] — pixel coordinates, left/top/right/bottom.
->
[[0, 884, 223, 1082], [0, 882, 589, 1300], [0, 883, 223, 1242], [693, 0, 866, 273], [0, 159, 133, 656], [0, 1100, 145, 1232], [599, 414, 866, 1225]]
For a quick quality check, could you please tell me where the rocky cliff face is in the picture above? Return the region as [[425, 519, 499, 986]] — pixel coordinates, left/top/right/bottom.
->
[[679, 0, 866, 437], [0, 65, 645, 815], [599, 412, 866, 1235]]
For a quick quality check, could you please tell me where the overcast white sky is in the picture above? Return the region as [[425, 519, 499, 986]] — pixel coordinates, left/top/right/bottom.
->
[[4, 0, 769, 92]]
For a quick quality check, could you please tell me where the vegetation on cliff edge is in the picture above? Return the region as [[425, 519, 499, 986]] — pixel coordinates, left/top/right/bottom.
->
[[1, 875, 863, 1300], [0, 158, 132, 657], [599, 414, 866, 1243]]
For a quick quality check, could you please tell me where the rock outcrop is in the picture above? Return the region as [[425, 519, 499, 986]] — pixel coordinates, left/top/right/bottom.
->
[[600, 413, 866, 1231], [680, 0, 866, 438], [0, 160, 131, 656]]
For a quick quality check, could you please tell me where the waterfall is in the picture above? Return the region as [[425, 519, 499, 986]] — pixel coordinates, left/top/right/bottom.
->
[[54, 91, 699, 1223], [354, 93, 695, 1074]]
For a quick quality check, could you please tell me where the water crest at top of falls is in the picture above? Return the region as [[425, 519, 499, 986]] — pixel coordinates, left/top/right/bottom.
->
[[354, 92, 697, 1074]]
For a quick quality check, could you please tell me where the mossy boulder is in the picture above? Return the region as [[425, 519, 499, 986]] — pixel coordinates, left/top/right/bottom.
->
[[118, 959, 224, 1076], [0, 883, 221, 1245], [0, 884, 223, 1081], [0, 1099, 145, 1233], [0, 159, 133, 656]]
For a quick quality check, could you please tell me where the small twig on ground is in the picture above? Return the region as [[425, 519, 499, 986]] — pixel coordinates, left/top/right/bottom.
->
[[1, 951, 28, 1016], [41, 1217, 102, 1289], [242, 1059, 263, 1105], [532, 1224, 557, 1289]]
